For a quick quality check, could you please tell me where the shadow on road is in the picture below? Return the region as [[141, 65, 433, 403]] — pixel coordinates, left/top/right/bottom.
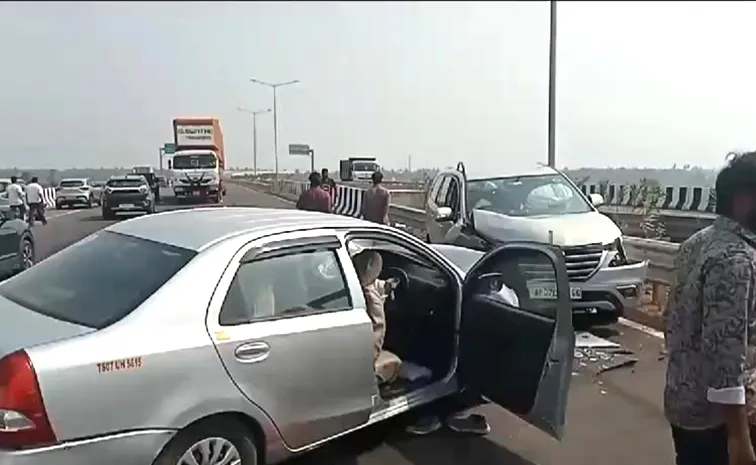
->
[[285, 417, 536, 465]]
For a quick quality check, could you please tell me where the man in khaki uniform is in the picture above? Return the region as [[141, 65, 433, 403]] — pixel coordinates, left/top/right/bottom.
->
[[352, 250, 401, 384]]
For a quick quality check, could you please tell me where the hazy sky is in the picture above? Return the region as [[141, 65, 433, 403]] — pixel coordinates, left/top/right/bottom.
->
[[1, 1, 754, 171]]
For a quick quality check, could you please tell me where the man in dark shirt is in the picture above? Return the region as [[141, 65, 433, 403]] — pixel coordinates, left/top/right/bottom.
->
[[665, 151, 756, 465], [296, 172, 332, 213], [321, 168, 337, 207], [361, 171, 391, 224]]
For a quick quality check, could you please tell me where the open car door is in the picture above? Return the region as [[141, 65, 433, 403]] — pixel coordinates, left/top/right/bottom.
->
[[458, 241, 575, 439]]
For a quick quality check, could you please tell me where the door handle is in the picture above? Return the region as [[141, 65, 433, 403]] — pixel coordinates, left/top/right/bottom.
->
[[234, 341, 270, 363]]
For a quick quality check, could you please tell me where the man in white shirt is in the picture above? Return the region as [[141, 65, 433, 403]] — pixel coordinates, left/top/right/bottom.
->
[[6, 176, 25, 220], [25, 177, 47, 226]]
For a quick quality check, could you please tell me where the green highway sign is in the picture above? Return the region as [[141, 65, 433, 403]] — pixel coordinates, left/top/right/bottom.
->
[[163, 142, 176, 154]]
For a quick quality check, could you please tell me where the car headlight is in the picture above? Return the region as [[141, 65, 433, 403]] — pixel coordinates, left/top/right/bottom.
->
[[139, 186, 148, 194], [605, 237, 628, 267]]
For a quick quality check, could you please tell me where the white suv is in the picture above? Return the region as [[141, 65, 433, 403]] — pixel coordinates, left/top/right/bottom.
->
[[424, 162, 647, 327]]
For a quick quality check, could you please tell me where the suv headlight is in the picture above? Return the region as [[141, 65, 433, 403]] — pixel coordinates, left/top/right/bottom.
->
[[604, 237, 628, 267], [139, 186, 148, 194]]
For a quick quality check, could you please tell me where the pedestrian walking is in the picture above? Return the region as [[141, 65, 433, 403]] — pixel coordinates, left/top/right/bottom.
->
[[664, 151, 756, 465], [321, 168, 337, 208], [361, 171, 391, 225], [25, 177, 47, 226], [295, 172, 332, 213], [6, 176, 25, 221]]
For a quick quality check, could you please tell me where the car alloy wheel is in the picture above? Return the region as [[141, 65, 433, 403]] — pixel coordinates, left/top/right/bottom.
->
[[21, 238, 34, 269], [177, 437, 241, 465]]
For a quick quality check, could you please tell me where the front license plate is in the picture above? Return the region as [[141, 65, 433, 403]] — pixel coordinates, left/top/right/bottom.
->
[[120, 204, 134, 209], [528, 284, 582, 300]]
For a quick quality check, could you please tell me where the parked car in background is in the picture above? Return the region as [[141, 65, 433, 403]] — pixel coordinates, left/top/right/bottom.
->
[[424, 162, 647, 327], [0, 208, 574, 465], [0, 198, 34, 278], [55, 178, 98, 209]]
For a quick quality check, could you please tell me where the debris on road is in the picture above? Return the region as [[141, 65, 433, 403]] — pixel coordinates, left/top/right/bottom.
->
[[574, 331, 638, 374]]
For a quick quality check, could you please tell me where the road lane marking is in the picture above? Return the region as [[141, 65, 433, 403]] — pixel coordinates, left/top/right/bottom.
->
[[618, 317, 663, 339]]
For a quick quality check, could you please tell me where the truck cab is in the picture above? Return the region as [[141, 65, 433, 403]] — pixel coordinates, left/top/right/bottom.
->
[[339, 157, 380, 182], [169, 150, 224, 203]]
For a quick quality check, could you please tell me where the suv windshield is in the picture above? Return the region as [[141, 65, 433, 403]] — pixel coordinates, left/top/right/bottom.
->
[[60, 180, 84, 188], [0, 231, 196, 329], [467, 174, 592, 217], [173, 154, 217, 169], [107, 179, 144, 188]]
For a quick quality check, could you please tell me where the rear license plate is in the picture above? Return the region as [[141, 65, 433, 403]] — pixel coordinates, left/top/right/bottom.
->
[[528, 284, 582, 300]]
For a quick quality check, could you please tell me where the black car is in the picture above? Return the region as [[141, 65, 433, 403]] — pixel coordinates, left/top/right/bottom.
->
[[101, 175, 156, 220], [0, 200, 35, 278]]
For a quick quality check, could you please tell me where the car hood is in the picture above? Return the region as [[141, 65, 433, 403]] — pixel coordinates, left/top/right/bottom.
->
[[0, 294, 94, 359], [472, 209, 621, 246]]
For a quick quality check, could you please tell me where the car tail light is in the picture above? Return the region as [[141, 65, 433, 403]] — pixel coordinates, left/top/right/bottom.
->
[[0, 351, 57, 449]]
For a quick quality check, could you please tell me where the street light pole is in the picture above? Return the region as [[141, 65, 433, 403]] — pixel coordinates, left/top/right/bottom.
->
[[249, 78, 300, 182], [237, 107, 271, 175], [547, 0, 557, 168]]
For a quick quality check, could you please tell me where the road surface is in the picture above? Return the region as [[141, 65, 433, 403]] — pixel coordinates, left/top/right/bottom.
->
[[31, 183, 673, 465]]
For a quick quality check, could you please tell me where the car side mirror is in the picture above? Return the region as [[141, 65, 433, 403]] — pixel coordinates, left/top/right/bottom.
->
[[435, 206, 454, 222], [589, 193, 604, 207]]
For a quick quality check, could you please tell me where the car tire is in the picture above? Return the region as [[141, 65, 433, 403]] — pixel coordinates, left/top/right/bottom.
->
[[15, 234, 34, 273], [86, 197, 93, 209], [426, 234, 432, 243], [152, 418, 258, 465]]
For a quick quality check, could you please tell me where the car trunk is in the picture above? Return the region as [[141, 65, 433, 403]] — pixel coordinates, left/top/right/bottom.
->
[[0, 295, 94, 359]]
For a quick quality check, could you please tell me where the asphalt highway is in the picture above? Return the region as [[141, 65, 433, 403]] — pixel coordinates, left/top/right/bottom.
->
[[32, 184, 674, 465]]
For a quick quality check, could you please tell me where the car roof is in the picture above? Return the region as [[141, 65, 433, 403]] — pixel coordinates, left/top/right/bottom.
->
[[443, 164, 559, 182], [106, 207, 380, 252], [109, 174, 145, 180]]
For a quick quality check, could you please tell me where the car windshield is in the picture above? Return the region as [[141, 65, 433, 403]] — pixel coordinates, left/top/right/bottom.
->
[[59, 180, 84, 188], [352, 162, 377, 172], [107, 179, 144, 188], [173, 154, 217, 169], [467, 174, 592, 217], [0, 231, 196, 329]]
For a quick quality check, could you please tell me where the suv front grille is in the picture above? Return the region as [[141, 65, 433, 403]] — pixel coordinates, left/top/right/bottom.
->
[[519, 244, 604, 283], [561, 244, 603, 281]]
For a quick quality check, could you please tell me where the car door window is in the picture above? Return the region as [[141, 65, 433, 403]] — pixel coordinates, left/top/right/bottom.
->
[[446, 179, 460, 217], [435, 176, 451, 206], [219, 248, 352, 326]]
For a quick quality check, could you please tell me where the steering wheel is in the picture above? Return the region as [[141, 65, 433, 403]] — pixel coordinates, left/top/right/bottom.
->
[[383, 267, 410, 297]]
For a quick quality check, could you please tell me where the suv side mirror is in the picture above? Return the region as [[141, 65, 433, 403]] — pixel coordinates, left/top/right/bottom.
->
[[435, 206, 454, 222], [589, 193, 604, 207]]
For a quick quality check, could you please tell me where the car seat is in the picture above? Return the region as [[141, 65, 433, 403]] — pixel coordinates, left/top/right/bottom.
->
[[352, 250, 401, 384]]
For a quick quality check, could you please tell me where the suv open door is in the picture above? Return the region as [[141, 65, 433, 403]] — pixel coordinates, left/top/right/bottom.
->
[[458, 242, 575, 439]]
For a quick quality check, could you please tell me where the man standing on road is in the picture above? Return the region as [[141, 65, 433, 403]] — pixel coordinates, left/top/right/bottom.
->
[[6, 176, 25, 221], [25, 177, 47, 226], [664, 151, 756, 465], [361, 171, 391, 225], [321, 168, 337, 208], [295, 172, 332, 213]]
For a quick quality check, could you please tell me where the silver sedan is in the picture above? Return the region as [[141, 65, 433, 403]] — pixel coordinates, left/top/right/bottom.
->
[[0, 208, 575, 465]]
